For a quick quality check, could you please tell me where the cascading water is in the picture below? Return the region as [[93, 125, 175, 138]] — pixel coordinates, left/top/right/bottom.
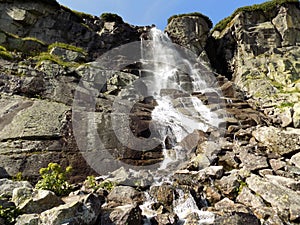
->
[[139, 27, 222, 224]]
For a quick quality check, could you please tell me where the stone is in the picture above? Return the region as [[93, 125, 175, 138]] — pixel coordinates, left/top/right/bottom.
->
[[151, 213, 178, 225], [291, 152, 300, 168], [49, 47, 86, 62], [238, 150, 268, 171], [40, 194, 102, 225], [107, 186, 144, 205], [12, 188, 64, 214], [0, 178, 32, 197], [236, 186, 265, 208], [269, 159, 286, 171], [265, 175, 300, 192], [280, 107, 293, 127], [166, 14, 211, 56], [15, 214, 40, 225], [101, 204, 142, 225], [149, 185, 174, 212], [252, 126, 300, 156], [215, 171, 240, 198], [214, 212, 260, 225], [246, 174, 300, 220], [293, 103, 300, 128], [214, 198, 249, 214]]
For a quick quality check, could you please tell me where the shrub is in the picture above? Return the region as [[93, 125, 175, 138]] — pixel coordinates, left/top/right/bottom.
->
[[85, 175, 116, 191], [0, 205, 20, 225], [168, 12, 213, 28], [213, 0, 299, 32], [35, 163, 73, 196], [0, 46, 13, 60], [100, 13, 124, 23]]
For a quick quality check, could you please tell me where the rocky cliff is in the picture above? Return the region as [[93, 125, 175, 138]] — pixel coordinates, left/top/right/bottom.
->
[[0, 0, 300, 225]]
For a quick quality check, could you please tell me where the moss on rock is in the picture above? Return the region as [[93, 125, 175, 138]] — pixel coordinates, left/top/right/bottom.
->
[[168, 12, 213, 29], [213, 0, 299, 32], [100, 13, 124, 23]]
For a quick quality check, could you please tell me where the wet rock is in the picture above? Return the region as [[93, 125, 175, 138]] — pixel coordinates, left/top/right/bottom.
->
[[151, 213, 178, 225], [101, 204, 142, 225], [12, 187, 64, 214], [107, 186, 144, 205], [149, 185, 174, 212]]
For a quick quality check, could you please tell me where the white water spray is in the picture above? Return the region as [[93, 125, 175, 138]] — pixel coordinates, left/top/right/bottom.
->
[[139, 28, 222, 224]]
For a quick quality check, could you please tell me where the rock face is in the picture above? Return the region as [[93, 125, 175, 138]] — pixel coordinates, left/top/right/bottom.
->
[[166, 14, 212, 56], [0, 0, 300, 225], [0, 0, 142, 59], [207, 1, 300, 127]]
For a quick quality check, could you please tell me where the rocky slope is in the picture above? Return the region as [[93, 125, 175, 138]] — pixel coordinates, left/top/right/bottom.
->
[[0, 0, 299, 225]]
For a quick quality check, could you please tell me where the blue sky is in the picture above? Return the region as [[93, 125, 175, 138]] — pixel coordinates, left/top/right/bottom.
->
[[57, 0, 268, 29]]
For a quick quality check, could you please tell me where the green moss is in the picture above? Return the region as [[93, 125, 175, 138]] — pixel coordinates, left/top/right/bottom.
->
[[100, 13, 124, 23], [61, 5, 95, 20], [213, 0, 299, 32], [0, 45, 13, 60], [48, 42, 86, 55], [34, 52, 81, 68], [22, 37, 46, 46], [278, 101, 295, 108], [168, 12, 213, 28]]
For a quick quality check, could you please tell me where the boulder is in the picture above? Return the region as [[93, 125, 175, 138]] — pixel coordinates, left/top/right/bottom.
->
[[252, 126, 300, 156], [15, 214, 40, 225], [39, 194, 102, 225], [101, 204, 142, 225], [12, 188, 64, 214], [166, 14, 212, 56], [246, 174, 300, 221], [107, 186, 144, 205], [0, 178, 32, 197]]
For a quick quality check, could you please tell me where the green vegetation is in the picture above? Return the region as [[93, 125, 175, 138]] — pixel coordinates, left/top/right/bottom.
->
[[22, 37, 46, 46], [61, 5, 95, 20], [0, 45, 13, 60], [35, 52, 77, 68], [85, 175, 116, 191], [213, 0, 299, 32], [278, 101, 295, 108], [48, 42, 86, 55], [100, 13, 124, 23], [0, 204, 20, 225], [168, 12, 213, 28], [35, 163, 73, 196]]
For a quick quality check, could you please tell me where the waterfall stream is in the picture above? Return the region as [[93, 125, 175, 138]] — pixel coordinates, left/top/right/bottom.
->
[[138, 28, 222, 224]]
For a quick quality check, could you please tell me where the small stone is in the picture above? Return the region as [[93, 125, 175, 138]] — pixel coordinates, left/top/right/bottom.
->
[[215, 171, 240, 198], [236, 187, 265, 208], [269, 159, 286, 171], [15, 214, 40, 225], [291, 152, 300, 168], [239, 150, 268, 171], [107, 186, 144, 205]]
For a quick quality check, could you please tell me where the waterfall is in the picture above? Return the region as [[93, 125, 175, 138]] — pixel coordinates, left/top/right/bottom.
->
[[139, 27, 222, 225], [141, 27, 222, 168]]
